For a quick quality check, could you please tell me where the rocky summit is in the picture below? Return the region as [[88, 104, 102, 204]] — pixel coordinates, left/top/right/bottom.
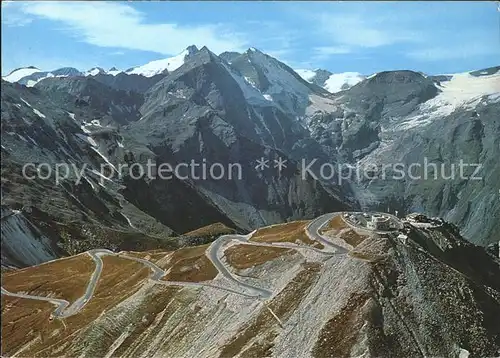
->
[[1, 35, 500, 357]]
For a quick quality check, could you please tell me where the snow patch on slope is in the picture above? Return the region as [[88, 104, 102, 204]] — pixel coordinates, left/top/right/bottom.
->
[[427, 71, 500, 113], [75, 133, 98, 147], [3, 67, 41, 83], [107, 68, 122, 76], [126, 48, 192, 77], [222, 63, 269, 106], [20, 98, 32, 108], [248, 51, 312, 112], [295, 69, 365, 93], [85, 68, 105, 76], [295, 69, 317, 82], [91, 147, 117, 172], [394, 71, 500, 131], [24, 73, 73, 87], [324, 72, 364, 93], [26, 73, 55, 87], [84, 67, 121, 77], [121, 213, 136, 229], [32, 108, 46, 119]]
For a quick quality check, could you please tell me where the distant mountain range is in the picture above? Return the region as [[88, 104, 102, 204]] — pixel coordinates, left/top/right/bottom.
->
[[1, 45, 499, 269], [4, 46, 365, 94], [6, 46, 497, 96]]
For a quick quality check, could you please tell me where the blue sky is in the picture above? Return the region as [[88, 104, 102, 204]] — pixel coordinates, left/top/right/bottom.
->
[[2, 1, 499, 76]]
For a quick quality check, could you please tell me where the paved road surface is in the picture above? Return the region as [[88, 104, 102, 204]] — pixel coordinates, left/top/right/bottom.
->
[[305, 213, 349, 254], [207, 234, 273, 299], [1, 287, 70, 318], [1, 212, 354, 318]]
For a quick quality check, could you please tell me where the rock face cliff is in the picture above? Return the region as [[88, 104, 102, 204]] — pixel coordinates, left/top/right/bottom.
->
[[301, 68, 500, 245], [338, 71, 500, 246], [1, 47, 348, 266]]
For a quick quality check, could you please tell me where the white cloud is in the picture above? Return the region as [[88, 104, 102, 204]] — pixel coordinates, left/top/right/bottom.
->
[[265, 49, 291, 61], [1, 2, 33, 27], [293, 10, 425, 64], [16, 1, 247, 55], [305, 6, 498, 66], [407, 42, 500, 62], [3, 1, 497, 72], [2, 13, 33, 27], [311, 46, 351, 62], [240, 20, 299, 63], [314, 46, 351, 55], [316, 14, 421, 48]]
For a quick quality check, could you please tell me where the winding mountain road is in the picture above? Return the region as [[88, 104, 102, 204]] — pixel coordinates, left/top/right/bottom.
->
[[305, 213, 349, 254], [1, 287, 70, 318], [1, 212, 351, 318], [56, 250, 105, 317], [207, 233, 273, 299]]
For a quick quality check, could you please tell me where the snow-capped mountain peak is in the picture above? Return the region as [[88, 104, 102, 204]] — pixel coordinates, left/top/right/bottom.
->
[[295, 69, 318, 82], [324, 72, 365, 93], [85, 67, 106, 76], [106, 67, 122, 76], [295, 68, 365, 93], [3, 67, 41, 83], [247, 47, 265, 54], [232, 49, 319, 113], [125, 45, 199, 77]]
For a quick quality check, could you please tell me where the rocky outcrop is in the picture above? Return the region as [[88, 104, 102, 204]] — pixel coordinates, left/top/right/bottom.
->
[[1, 206, 60, 268], [34, 77, 144, 125]]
